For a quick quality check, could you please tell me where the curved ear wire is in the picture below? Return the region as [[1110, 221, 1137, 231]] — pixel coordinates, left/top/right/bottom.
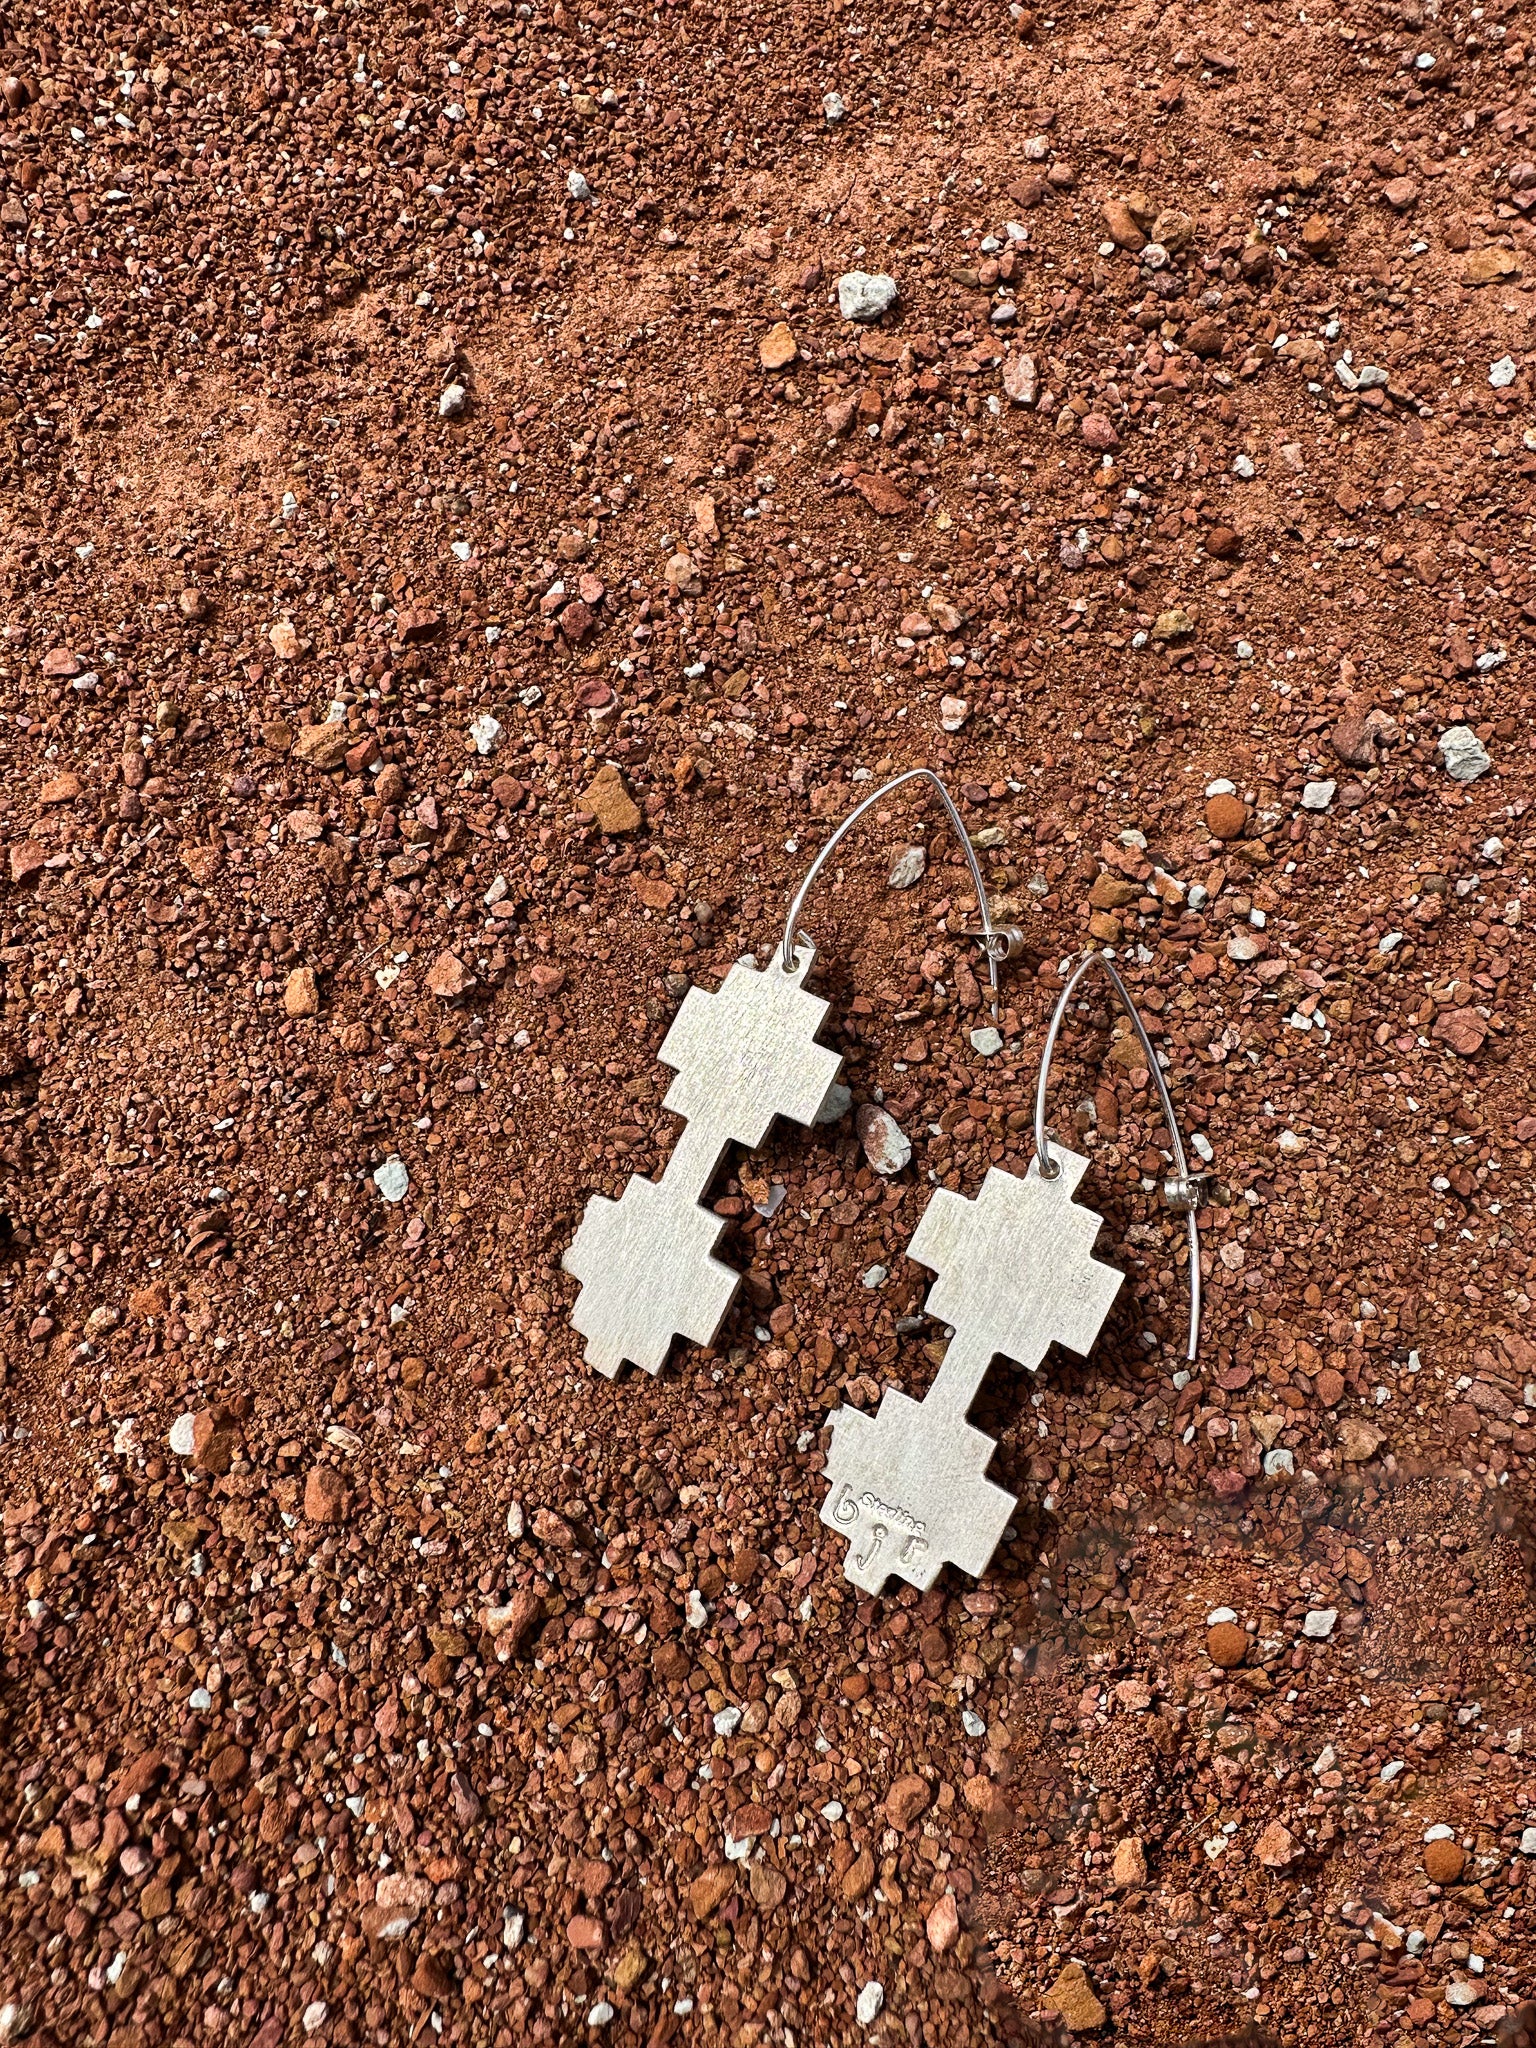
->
[[779, 767, 1022, 1020], [1035, 948, 1204, 1364]]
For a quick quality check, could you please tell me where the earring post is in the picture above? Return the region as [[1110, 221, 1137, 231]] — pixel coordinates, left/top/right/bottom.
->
[[1033, 949, 1204, 1364], [781, 766, 1005, 1018]]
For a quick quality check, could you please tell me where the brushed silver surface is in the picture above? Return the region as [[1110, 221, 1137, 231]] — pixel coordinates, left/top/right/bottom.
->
[[820, 1145, 1123, 1593], [564, 947, 843, 1379]]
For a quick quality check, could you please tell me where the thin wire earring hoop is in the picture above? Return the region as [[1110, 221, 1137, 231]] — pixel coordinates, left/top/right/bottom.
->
[[779, 767, 1021, 1018], [1034, 948, 1204, 1363]]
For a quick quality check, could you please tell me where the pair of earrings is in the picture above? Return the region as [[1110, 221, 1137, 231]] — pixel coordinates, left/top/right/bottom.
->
[[563, 770, 1203, 1596]]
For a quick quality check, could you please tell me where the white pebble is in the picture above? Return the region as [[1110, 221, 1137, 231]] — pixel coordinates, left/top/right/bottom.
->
[[506, 1501, 525, 1541], [1301, 779, 1336, 811], [856, 1982, 884, 2028], [713, 1706, 742, 1736], [970, 1027, 1003, 1057], [1521, 1827, 1536, 1857], [438, 382, 467, 418], [168, 1412, 198, 1458], [373, 1156, 410, 1204], [837, 271, 898, 322], [962, 1708, 986, 1737], [888, 844, 927, 889], [861, 1264, 888, 1289], [1489, 354, 1518, 389], [567, 170, 593, 201], [587, 2000, 614, 2026], [1439, 725, 1492, 783], [469, 712, 503, 756], [1302, 1607, 1337, 1639]]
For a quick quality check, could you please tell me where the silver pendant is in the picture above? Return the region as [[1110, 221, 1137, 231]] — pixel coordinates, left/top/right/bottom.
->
[[820, 1146, 1122, 1593], [563, 945, 842, 1378]]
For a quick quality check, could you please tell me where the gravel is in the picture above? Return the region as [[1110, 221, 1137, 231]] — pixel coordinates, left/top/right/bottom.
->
[[1, 7, 1534, 2044]]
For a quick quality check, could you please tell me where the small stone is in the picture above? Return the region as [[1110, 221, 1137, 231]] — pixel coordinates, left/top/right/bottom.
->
[[1301, 779, 1336, 811], [815, 1082, 853, 1125], [191, 1407, 238, 1477], [1205, 525, 1240, 560], [885, 1775, 931, 1829], [1466, 246, 1519, 285], [687, 1866, 736, 1919], [759, 322, 798, 370], [427, 951, 475, 1000], [303, 1466, 346, 1525], [567, 1914, 605, 1952], [581, 763, 642, 834], [1256, 1820, 1298, 1869], [823, 90, 846, 122], [1150, 606, 1195, 644], [438, 382, 467, 418], [1226, 932, 1265, 964], [1445, 1979, 1477, 2008], [1300, 215, 1335, 258], [748, 1861, 787, 1909], [612, 1943, 649, 1994], [9, 840, 45, 885], [939, 695, 969, 732], [970, 1027, 1003, 1057], [837, 271, 898, 321], [851, 471, 911, 516], [1002, 351, 1038, 405], [269, 620, 300, 660], [1044, 1960, 1106, 2033], [1520, 1827, 1536, 1857], [1205, 793, 1249, 840], [42, 647, 81, 677], [292, 721, 350, 771], [530, 963, 568, 998], [1424, 1838, 1465, 1885], [1101, 199, 1146, 251], [481, 1589, 544, 1655], [856, 1103, 911, 1176], [1150, 207, 1193, 252], [1338, 1416, 1385, 1462], [469, 712, 503, 756], [1490, 354, 1519, 388], [1184, 317, 1226, 358], [855, 1982, 883, 2028], [1089, 874, 1139, 910], [40, 772, 81, 804], [283, 966, 319, 1017], [841, 1847, 875, 1901], [168, 1411, 198, 1459], [1206, 1622, 1248, 1669], [1111, 1836, 1147, 1889], [566, 170, 592, 201], [1439, 725, 1491, 782], [530, 1508, 574, 1553], [1433, 1006, 1486, 1057], [1383, 175, 1419, 209], [1302, 1607, 1338, 1639], [888, 844, 926, 889], [1080, 412, 1118, 450], [373, 1155, 410, 1203], [926, 1893, 959, 1953]]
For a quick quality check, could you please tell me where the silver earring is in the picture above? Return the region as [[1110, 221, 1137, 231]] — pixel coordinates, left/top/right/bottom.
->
[[563, 768, 1018, 1381], [820, 950, 1204, 1596], [564, 944, 843, 1377]]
